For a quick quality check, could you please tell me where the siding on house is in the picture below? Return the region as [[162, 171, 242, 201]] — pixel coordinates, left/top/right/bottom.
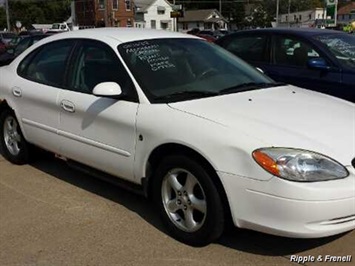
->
[[134, 0, 174, 30], [178, 9, 228, 32]]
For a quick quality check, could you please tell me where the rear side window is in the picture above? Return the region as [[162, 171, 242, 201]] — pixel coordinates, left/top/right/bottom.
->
[[224, 35, 268, 63], [18, 40, 75, 88]]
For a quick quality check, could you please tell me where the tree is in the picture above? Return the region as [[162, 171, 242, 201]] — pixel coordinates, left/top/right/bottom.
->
[[0, 6, 6, 30], [7, 0, 71, 30], [223, 2, 245, 25]]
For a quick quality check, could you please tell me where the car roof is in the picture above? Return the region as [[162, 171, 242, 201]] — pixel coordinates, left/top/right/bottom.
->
[[45, 28, 198, 44], [232, 28, 346, 37]]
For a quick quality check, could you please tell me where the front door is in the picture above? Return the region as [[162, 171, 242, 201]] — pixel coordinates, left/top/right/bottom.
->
[[58, 39, 139, 180], [269, 35, 342, 95]]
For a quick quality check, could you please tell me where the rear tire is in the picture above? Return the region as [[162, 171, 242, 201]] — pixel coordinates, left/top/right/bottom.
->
[[153, 155, 224, 246], [0, 109, 30, 164]]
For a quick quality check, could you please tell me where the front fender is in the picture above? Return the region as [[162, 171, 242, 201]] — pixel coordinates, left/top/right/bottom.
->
[[133, 104, 273, 183]]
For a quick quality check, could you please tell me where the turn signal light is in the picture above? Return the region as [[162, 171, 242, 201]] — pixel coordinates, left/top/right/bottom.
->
[[252, 150, 280, 176]]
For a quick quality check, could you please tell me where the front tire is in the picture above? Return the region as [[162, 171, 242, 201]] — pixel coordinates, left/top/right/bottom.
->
[[154, 155, 225, 246], [0, 109, 30, 164]]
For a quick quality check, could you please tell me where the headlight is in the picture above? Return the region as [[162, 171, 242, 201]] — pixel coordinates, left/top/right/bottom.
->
[[252, 148, 349, 182]]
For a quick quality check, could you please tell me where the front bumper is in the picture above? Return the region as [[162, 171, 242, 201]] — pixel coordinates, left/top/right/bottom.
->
[[218, 166, 355, 238]]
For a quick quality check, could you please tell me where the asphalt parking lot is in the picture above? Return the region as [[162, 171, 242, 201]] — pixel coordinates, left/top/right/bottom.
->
[[0, 153, 354, 266]]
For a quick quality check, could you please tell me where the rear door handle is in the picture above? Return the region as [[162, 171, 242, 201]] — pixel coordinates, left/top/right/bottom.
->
[[12, 87, 22, 97], [60, 100, 75, 113]]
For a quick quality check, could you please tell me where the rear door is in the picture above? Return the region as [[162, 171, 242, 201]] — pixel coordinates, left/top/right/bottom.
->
[[11, 39, 76, 152]]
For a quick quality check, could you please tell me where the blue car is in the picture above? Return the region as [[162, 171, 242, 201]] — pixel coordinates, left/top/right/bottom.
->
[[215, 28, 355, 102]]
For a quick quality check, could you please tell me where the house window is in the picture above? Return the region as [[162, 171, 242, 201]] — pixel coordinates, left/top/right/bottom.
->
[[151, 20, 156, 29], [157, 7, 165, 15], [299, 15, 302, 21], [127, 19, 132, 27], [285, 15, 288, 22], [204, 23, 212, 29], [309, 14, 311, 20], [161, 22, 168, 30], [112, 0, 118, 10], [183, 23, 188, 30], [98, 0, 104, 10], [196, 22, 200, 28], [125, 0, 131, 10]]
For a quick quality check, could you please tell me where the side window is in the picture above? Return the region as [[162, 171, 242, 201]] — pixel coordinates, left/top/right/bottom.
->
[[273, 36, 320, 67], [69, 40, 135, 99], [18, 40, 74, 88], [225, 35, 268, 63]]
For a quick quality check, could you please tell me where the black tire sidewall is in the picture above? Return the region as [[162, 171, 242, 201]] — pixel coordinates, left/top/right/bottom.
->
[[153, 155, 225, 246], [0, 109, 29, 165]]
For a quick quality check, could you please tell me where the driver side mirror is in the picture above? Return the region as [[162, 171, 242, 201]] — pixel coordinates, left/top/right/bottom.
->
[[307, 58, 330, 71], [93, 82, 123, 99]]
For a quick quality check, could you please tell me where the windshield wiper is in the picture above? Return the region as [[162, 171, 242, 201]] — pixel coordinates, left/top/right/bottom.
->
[[154, 90, 219, 102], [219, 82, 284, 95]]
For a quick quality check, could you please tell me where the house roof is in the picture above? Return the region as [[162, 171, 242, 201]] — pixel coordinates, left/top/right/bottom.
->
[[135, 0, 172, 13], [338, 2, 355, 15], [178, 9, 226, 22]]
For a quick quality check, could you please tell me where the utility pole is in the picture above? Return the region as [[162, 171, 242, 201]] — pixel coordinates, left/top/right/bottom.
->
[[219, 0, 222, 14], [5, 0, 10, 31], [288, 0, 291, 27], [276, 0, 280, 27], [104, 0, 109, 27]]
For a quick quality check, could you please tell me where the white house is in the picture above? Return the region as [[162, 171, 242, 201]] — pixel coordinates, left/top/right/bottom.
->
[[178, 9, 228, 32], [279, 8, 327, 28], [134, 0, 174, 31]]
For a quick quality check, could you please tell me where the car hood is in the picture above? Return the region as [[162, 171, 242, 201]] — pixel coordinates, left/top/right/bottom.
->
[[168, 85, 355, 166]]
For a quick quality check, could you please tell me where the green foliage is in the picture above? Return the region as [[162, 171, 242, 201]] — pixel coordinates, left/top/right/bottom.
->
[[6, 0, 71, 29]]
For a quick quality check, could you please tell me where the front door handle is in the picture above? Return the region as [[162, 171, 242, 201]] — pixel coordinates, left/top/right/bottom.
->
[[60, 100, 75, 113], [12, 87, 22, 97]]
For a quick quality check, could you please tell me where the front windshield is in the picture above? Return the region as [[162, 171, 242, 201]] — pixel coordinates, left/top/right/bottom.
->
[[314, 34, 355, 68], [118, 38, 275, 103]]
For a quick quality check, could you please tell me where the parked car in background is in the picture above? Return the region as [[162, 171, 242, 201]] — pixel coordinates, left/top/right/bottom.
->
[[0, 34, 49, 66], [5, 36, 24, 51], [187, 28, 200, 35], [0, 28, 354, 247], [0, 32, 16, 45], [215, 28, 355, 102], [0, 40, 6, 55], [195, 33, 216, 42]]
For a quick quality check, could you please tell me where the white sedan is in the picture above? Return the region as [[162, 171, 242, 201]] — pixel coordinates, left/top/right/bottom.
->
[[0, 28, 354, 246]]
